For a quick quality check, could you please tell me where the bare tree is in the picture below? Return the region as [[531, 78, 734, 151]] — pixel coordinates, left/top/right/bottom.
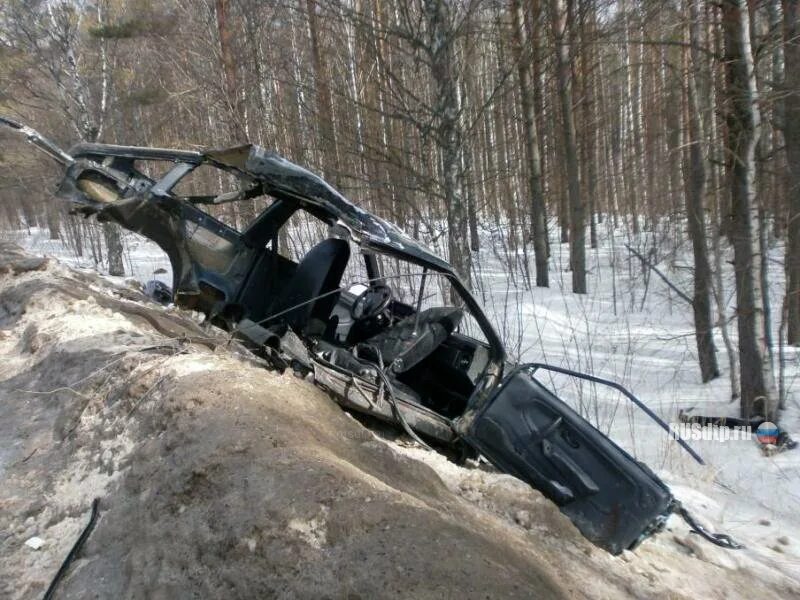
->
[[782, 0, 800, 345], [683, 0, 720, 382], [2, 1, 125, 275], [721, 0, 777, 418], [550, 0, 586, 294], [511, 0, 549, 287], [305, 0, 340, 184], [215, 0, 245, 141], [1, 0, 796, 403], [424, 0, 472, 290]]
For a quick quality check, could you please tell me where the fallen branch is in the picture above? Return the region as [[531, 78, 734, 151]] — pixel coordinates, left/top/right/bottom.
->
[[624, 243, 693, 306]]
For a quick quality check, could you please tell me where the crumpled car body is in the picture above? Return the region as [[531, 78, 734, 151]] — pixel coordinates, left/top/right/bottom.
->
[[2, 119, 709, 555]]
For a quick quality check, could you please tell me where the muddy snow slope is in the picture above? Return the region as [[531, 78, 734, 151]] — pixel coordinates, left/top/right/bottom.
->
[[0, 243, 797, 599]]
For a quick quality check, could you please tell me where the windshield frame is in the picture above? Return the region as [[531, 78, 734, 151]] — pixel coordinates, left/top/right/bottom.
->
[[356, 237, 506, 367]]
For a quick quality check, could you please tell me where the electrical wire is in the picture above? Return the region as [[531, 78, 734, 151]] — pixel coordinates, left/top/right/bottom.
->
[[374, 365, 433, 451], [43, 498, 101, 600], [354, 343, 433, 451], [251, 271, 453, 328], [673, 501, 744, 550]]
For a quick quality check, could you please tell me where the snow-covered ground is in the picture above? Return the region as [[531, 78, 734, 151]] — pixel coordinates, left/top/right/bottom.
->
[[3, 220, 799, 583]]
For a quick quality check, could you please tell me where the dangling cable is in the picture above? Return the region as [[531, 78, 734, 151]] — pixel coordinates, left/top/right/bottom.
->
[[673, 501, 744, 550], [374, 366, 433, 451], [355, 343, 432, 451]]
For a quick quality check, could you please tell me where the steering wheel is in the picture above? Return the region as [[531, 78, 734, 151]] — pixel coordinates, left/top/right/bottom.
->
[[350, 284, 393, 321]]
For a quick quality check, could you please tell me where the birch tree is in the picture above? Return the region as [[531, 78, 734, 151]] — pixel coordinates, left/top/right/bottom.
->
[[3, 0, 124, 275], [424, 0, 472, 290], [721, 0, 778, 418]]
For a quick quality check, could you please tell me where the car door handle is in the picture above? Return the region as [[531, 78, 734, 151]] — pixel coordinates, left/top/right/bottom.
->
[[541, 438, 600, 497], [522, 411, 562, 443]]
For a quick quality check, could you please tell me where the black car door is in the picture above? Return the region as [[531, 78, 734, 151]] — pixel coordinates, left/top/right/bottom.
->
[[464, 364, 684, 554]]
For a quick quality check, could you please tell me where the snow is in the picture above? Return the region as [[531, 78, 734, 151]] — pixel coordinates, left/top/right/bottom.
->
[[459, 221, 800, 579], [2, 220, 799, 584], [24, 537, 44, 551], [0, 227, 173, 289]]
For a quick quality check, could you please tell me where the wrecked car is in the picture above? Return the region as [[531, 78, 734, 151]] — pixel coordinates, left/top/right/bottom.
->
[[1, 116, 740, 555]]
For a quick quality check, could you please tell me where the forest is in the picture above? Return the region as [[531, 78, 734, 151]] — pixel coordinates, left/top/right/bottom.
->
[[0, 0, 798, 425]]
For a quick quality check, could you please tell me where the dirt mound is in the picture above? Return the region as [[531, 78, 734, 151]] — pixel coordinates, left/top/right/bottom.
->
[[0, 244, 567, 598], [1, 243, 797, 599]]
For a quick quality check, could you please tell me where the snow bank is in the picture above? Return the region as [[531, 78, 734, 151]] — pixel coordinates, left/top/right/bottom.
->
[[0, 227, 800, 598]]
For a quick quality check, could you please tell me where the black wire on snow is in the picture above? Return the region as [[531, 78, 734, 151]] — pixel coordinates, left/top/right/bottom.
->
[[43, 498, 101, 600], [674, 501, 744, 550]]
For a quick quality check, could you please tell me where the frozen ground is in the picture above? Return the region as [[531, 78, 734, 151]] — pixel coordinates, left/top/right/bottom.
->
[[2, 221, 799, 593], [1, 246, 574, 598]]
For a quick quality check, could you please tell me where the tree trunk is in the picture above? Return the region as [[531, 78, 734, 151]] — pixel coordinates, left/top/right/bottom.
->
[[550, 0, 586, 293], [706, 3, 741, 398], [511, 0, 548, 287], [306, 0, 340, 185], [425, 0, 472, 292], [683, 0, 720, 383], [782, 0, 800, 345], [215, 0, 245, 141], [104, 223, 124, 276], [215, 0, 255, 226], [620, 0, 640, 235], [580, 1, 599, 250], [721, 0, 777, 419], [46, 205, 61, 241]]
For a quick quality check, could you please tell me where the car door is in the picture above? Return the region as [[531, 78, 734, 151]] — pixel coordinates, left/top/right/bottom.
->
[[463, 365, 677, 554]]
